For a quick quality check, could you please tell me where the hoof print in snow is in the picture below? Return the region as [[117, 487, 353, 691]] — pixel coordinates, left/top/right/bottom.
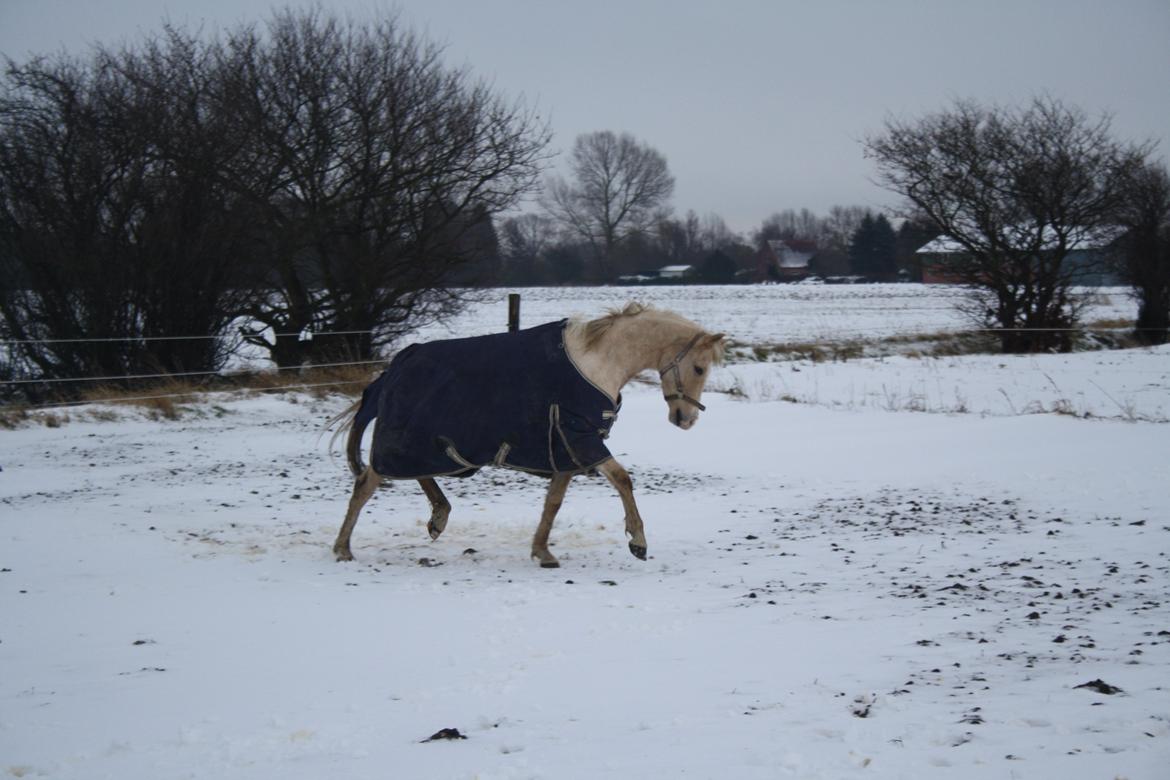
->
[[422, 727, 467, 743], [462, 548, 477, 556], [599, 580, 618, 586], [1074, 679, 1123, 695], [417, 557, 442, 568]]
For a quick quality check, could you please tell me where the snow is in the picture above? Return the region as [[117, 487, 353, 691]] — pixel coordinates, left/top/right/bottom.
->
[[410, 284, 1135, 344], [918, 226, 1123, 254], [713, 347, 1170, 421], [2, 285, 1168, 779]]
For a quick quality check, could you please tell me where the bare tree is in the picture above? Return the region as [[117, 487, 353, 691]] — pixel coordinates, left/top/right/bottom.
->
[[754, 205, 868, 254], [543, 130, 674, 280], [0, 9, 550, 395], [654, 210, 702, 264], [1112, 162, 1170, 344], [220, 9, 551, 365], [0, 33, 250, 398], [755, 208, 820, 246], [697, 212, 738, 252], [499, 212, 557, 284], [866, 97, 1150, 352], [651, 210, 741, 268], [821, 205, 871, 255]]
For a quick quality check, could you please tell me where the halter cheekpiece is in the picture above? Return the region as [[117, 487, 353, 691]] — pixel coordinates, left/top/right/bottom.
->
[[659, 333, 707, 412]]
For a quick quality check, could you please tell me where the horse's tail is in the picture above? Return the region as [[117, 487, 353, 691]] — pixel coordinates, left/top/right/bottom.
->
[[327, 371, 389, 478]]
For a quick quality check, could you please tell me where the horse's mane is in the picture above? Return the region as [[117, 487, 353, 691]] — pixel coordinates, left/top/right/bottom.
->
[[574, 303, 723, 363]]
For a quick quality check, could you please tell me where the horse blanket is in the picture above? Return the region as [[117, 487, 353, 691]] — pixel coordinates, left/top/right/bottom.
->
[[356, 319, 620, 479]]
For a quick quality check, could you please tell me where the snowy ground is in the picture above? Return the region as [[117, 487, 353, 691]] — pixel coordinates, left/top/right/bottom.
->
[[2, 286, 1169, 779], [712, 348, 1170, 421]]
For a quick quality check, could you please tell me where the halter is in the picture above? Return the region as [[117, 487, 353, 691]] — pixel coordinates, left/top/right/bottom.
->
[[659, 333, 707, 412]]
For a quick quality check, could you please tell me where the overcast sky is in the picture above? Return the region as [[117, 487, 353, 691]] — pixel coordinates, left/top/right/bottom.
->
[[2, 0, 1168, 235]]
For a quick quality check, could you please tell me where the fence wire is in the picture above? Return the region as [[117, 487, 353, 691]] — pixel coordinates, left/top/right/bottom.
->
[[2, 359, 386, 386], [0, 328, 377, 346], [2, 321, 1162, 414]]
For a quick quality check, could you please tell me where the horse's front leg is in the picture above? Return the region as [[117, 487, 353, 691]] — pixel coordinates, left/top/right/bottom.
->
[[597, 459, 647, 561], [532, 472, 572, 568]]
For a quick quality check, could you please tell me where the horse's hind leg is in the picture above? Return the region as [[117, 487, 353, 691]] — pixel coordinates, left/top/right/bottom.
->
[[419, 478, 451, 540], [532, 472, 572, 568], [334, 466, 380, 562], [598, 459, 647, 561]]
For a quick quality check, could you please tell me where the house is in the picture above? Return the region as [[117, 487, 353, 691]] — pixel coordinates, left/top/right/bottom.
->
[[657, 264, 694, 280], [916, 230, 1124, 285], [755, 239, 816, 282], [914, 236, 968, 284], [616, 272, 658, 284]]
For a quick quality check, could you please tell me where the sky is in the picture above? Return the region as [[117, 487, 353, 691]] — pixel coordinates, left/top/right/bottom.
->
[[2, 0, 1168, 235]]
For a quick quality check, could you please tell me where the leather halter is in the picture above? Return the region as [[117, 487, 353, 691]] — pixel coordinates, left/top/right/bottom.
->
[[659, 333, 707, 412]]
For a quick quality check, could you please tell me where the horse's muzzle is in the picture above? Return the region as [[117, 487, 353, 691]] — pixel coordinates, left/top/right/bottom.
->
[[671, 407, 698, 430]]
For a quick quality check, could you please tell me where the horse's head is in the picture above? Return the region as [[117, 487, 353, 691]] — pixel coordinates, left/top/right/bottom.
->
[[660, 332, 725, 430]]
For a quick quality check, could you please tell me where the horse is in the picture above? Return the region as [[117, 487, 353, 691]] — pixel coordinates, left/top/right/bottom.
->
[[329, 302, 725, 567]]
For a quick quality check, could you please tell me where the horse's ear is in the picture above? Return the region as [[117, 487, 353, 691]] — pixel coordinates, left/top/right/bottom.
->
[[702, 333, 727, 362]]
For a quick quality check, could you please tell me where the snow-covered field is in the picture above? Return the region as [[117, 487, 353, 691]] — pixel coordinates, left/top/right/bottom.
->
[[412, 284, 1136, 346], [3, 285, 1168, 779]]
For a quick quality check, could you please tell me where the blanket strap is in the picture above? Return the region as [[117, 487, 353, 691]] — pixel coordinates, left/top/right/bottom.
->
[[549, 404, 588, 472], [492, 442, 512, 467], [441, 438, 478, 470]]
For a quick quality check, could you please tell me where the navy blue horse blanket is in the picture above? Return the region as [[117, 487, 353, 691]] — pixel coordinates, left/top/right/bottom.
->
[[355, 319, 620, 479]]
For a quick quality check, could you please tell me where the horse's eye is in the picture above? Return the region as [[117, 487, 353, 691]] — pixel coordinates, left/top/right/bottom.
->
[[694, 365, 705, 376]]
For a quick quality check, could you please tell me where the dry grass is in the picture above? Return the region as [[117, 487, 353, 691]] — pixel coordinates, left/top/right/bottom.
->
[[745, 341, 856, 364], [80, 378, 199, 420], [0, 405, 31, 429], [1075, 319, 1144, 351], [1, 363, 379, 429], [240, 363, 375, 399], [732, 321, 1147, 366], [738, 329, 1001, 364]]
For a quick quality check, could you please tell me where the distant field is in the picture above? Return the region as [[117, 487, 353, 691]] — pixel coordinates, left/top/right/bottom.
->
[[410, 284, 1138, 349]]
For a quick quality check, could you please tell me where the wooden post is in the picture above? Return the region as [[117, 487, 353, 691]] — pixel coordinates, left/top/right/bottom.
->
[[507, 293, 520, 333]]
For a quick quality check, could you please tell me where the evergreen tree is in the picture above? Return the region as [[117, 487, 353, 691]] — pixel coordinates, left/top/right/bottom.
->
[[849, 213, 897, 279], [895, 216, 939, 281], [698, 251, 738, 283]]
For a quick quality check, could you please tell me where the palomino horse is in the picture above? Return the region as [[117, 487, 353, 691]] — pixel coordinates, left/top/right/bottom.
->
[[331, 303, 725, 567]]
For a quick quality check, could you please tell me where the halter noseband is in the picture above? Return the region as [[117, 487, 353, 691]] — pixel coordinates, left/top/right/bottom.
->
[[659, 333, 707, 412]]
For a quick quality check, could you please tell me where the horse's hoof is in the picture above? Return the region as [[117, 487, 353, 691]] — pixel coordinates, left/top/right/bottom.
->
[[540, 560, 561, 569], [334, 549, 354, 562], [629, 543, 647, 560], [427, 521, 442, 540]]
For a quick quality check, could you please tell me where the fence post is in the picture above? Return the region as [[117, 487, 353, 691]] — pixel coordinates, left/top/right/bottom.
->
[[508, 293, 521, 333]]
